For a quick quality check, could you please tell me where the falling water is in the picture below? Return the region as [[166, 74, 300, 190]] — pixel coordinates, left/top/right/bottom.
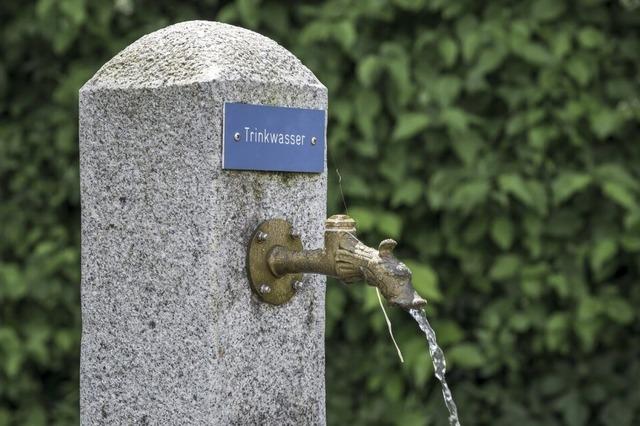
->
[[409, 308, 461, 426]]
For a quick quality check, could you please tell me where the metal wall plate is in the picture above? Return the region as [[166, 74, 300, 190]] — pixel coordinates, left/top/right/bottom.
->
[[247, 218, 303, 305]]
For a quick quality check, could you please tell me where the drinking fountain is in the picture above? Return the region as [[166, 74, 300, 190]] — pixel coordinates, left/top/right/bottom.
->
[[247, 214, 427, 310]]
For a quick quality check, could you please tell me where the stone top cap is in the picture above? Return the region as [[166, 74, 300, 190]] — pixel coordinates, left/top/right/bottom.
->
[[82, 20, 324, 91]]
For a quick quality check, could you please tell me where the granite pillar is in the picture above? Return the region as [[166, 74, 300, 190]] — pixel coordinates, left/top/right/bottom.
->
[[79, 21, 327, 425]]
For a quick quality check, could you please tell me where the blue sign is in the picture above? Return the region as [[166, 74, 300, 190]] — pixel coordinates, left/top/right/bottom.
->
[[222, 102, 326, 173]]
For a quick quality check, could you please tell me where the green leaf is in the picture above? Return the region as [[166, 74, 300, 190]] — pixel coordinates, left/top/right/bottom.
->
[[491, 216, 515, 249], [450, 130, 482, 165], [522, 279, 543, 298], [526, 180, 548, 215], [363, 284, 382, 311], [621, 235, 640, 252], [441, 107, 469, 131], [490, 254, 521, 280], [510, 312, 531, 331], [433, 321, 465, 346], [578, 27, 605, 49], [548, 274, 570, 298], [22, 406, 47, 426], [552, 172, 591, 205], [448, 343, 485, 368], [404, 260, 442, 302], [392, 112, 430, 140], [590, 109, 622, 139], [590, 239, 617, 274], [602, 182, 638, 210], [499, 174, 533, 207], [0, 408, 10, 426], [383, 374, 403, 401], [380, 42, 413, 106], [59, 0, 87, 25], [516, 42, 553, 65], [300, 20, 331, 44], [354, 90, 382, 139], [0, 264, 26, 300], [566, 56, 592, 86], [0, 327, 23, 377], [438, 37, 458, 67], [604, 297, 634, 324], [550, 30, 572, 58], [473, 46, 508, 76], [456, 15, 480, 60], [391, 179, 423, 207], [601, 400, 634, 426], [237, 0, 261, 28], [595, 164, 639, 191], [449, 180, 490, 212], [531, 0, 565, 21], [357, 56, 383, 86], [377, 211, 403, 238], [433, 76, 462, 106], [349, 207, 376, 232], [555, 392, 588, 426], [392, 0, 427, 11], [334, 20, 357, 50]]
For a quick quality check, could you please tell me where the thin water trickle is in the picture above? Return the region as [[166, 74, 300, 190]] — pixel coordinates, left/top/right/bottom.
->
[[409, 308, 461, 426]]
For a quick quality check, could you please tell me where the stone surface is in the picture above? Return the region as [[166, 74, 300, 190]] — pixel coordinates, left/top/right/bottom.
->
[[79, 21, 327, 425]]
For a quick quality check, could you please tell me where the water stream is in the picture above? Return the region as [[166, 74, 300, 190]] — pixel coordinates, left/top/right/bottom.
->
[[409, 308, 461, 426]]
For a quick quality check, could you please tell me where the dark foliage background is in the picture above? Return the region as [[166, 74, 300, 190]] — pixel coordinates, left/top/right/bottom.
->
[[1, 0, 639, 425]]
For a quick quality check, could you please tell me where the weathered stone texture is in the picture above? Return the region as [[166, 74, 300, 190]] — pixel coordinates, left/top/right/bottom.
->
[[80, 21, 327, 425]]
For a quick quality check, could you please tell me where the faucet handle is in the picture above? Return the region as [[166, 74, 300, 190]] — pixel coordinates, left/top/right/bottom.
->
[[378, 239, 397, 257]]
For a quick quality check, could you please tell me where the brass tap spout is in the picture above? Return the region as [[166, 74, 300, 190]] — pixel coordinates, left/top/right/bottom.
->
[[247, 214, 427, 310]]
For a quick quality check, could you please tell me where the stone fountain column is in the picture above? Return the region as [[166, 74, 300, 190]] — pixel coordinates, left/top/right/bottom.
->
[[79, 21, 327, 425]]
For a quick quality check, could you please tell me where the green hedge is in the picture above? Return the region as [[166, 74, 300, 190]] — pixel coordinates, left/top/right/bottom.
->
[[1, 1, 639, 425]]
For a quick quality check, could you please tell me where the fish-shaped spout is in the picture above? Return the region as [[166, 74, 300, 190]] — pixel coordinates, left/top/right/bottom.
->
[[336, 236, 427, 310], [256, 214, 427, 310]]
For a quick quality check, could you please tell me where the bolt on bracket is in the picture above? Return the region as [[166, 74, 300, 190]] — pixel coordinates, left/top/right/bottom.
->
[[247, 219, 304, 305]]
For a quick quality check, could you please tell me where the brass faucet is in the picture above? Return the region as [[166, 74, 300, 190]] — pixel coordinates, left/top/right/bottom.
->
[[247, 214, 427, 310]]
